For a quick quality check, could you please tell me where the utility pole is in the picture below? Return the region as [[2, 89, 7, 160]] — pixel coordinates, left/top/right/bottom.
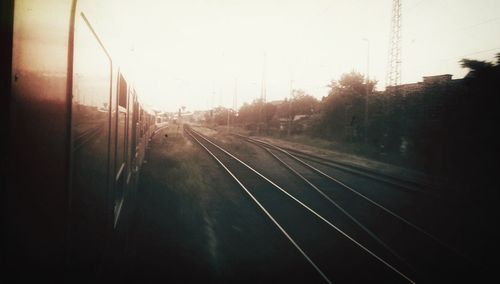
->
[[211, 81, 215, 127], [363, 38, 370, 144], [231, 78, 237, 132], [177, 107, 181, 137], [233, 78, 237, 112], [261, 52, 267, 104], [258, 52, 267, 135], [288, 79, 293, 137], [226, 106, 230, 132], [227, 78, 238, 133]]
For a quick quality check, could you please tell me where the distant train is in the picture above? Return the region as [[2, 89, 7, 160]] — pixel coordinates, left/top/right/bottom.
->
[[3, 0, 160, 281]]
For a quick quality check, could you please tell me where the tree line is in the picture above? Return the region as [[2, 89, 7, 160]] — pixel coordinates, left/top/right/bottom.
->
[[206, 54, 499, 183]]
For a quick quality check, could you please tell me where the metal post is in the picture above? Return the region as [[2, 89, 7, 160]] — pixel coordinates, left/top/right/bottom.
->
[[363, 38, 370, 144], [288, 80, 293, 137], [226, 107, 230, 132]]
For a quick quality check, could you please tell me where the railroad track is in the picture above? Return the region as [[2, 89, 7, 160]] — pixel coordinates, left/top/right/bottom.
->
[[185, 126, 416, 283], [232, 134, 438, 196], [233, 133, 474, 281]]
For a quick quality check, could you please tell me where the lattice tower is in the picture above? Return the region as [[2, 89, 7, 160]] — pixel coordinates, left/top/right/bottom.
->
[[386, 0, 402, 91]]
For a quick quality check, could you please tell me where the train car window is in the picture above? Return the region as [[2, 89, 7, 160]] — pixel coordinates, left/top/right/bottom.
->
[[69, 8, 112, 270], [119, 73, 127, 108], [125, 87, 133, 183], [116, 74, 127, 173], [114, 73, 128, 222], [139, 107, 144, 138], [129, 90, 138, 174], [134, 100, 139, 148]]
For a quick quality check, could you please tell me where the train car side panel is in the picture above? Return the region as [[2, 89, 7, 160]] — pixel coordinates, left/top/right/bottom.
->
[[67, 4, 113, 276], [6, 0, 74, 279]]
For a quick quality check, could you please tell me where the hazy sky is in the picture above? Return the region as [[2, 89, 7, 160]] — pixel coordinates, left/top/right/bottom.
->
[[91, 0, 500, 111]]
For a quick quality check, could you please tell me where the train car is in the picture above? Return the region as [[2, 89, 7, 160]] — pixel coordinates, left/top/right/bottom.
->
[[3, 0, 157, 281]]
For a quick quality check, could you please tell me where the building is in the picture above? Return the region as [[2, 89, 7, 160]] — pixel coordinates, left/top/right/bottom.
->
[[385, 74, 461, 95]]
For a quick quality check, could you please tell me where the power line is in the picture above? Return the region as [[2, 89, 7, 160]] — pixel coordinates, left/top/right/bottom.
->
[[422, 16, 500, 39], [405, 0, 426, 13], [406, 0, 445, 15], [411, 47, 500, 69], [461, 46, 500, 58], [453, 16, 500, 32]]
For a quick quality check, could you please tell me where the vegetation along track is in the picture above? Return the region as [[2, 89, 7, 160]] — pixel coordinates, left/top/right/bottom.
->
[[238, 134, 477, 282], [185, 126, 416, 283], [232, 134, 438, 196]]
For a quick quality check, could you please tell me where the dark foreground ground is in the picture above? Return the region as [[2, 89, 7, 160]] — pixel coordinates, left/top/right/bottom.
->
[[122, 126, 323, 283], [120, 125, 497, 283]]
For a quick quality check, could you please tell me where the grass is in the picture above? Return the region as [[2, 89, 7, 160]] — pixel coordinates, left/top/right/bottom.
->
[[266, 132, 422, 171], [128, 124, 217, 282], [155, 124, 211, 203], [200, 122, 421, 170]]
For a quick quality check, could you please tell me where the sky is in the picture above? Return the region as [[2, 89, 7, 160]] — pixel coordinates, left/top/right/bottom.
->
[[87, 0, 500, 112]]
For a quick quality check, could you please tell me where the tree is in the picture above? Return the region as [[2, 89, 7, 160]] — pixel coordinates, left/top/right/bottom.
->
[[290, 89, 319, 117], [319, 71, 376, 141], [212, 106, 236, 126], [236, 99, 278, 133], [452, 54, 500, 184], [407, 53, 500, 179]]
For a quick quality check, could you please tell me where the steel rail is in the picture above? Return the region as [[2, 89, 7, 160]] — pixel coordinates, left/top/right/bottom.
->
[[246, 136, 467, 262], [187, 127, 415, 284], [246, 135, 438, 197], [286, 151, 435, 196], [184, 128, 333, 284], [262, 146, 416, 275], [231, 133, 438, 194]]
